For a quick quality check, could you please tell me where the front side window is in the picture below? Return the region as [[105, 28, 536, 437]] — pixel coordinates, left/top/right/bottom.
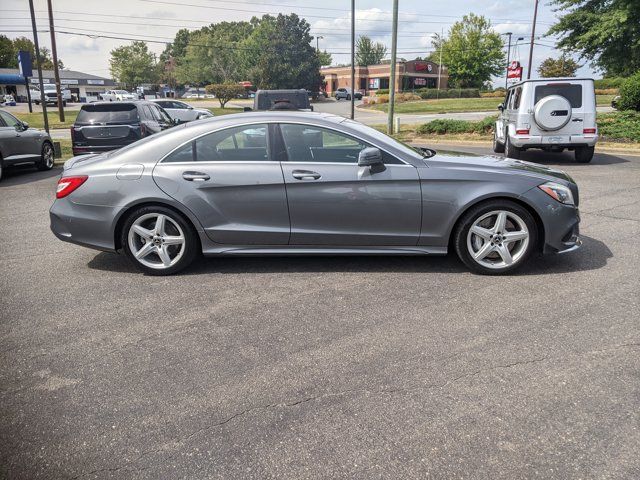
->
[[163, 124, 269, 163], [0, 110, 21, 128], [535, 84, 583, 108]]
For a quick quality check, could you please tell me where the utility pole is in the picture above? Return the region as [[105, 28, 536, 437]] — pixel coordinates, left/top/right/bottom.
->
[[387, 0, 399, 134], [527, 0, 539, 79], [316, 35, 323, 52], [47, 0, 64, 122], [350, 0, 355, 120], [505, 32, 512, 89], [28, 0, 48, 133]]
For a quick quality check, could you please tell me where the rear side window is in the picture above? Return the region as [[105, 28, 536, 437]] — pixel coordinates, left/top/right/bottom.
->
[[76, 104, 138, 124], [535, 84, 582, 108]]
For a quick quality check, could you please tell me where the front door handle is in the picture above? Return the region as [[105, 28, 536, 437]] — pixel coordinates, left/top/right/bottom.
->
[[292, 170, 321, 180], [182, 171, 210, 182]]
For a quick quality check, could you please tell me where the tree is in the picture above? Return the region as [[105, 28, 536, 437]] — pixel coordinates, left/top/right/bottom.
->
[[355, 36, 387, 66], [0, 35, 14, 67], [0, 36, 64, 70], [109, 41, 157, 88], [618, 72, 640, 111], [537, 54, 580, 77], [205, 83, 246, 107], [318, 50, 332, 66], [242, 14, 322, 90], [548, 0, 640, 77], [431, 13, 505, 88]]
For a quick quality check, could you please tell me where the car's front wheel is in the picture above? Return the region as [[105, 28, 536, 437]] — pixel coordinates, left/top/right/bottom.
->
[[121, 206, 199, 275], [37, 142, 54, 171], [454, 200, 537, 275]]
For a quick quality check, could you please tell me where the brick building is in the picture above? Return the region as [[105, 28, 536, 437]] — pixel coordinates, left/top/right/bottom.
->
[[321, 60, 448, 96]]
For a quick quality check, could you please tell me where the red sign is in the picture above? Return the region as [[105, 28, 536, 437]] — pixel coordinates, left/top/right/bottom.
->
[[507, 61, 522, 81]]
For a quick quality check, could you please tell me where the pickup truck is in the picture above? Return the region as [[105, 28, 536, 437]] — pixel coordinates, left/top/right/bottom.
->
[[30, 84, 71, 106]]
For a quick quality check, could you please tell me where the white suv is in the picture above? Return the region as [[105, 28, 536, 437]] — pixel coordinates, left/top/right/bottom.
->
[[493, 78, 598, 163]]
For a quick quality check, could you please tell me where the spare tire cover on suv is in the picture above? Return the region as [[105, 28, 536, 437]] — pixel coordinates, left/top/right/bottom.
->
[[533, 94, 572, 131]]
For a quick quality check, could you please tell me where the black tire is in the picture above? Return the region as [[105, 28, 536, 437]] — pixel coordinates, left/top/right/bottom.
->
[[575, 146, 594, 163], [120, 205, 199, 275], [346, 94, 351, 100], [505, 134, 521, 159], [454, 199, 538, 275], [37, 142, 55, 171], [492, 129, 505, 153], [34, 100, 40, 105], [0, 156, 4, 182]]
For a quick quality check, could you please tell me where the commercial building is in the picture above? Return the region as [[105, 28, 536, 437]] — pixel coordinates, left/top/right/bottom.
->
[[321, 59, 448, 96], [0, 68, 116, 103]]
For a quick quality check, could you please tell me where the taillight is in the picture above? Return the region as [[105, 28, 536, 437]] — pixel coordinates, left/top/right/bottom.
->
[[515, 129, 530, 135], [56, 176, 88, 199], [583, 128, 596, 134]]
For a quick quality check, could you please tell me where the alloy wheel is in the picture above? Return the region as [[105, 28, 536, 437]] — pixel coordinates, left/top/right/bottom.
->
[[127, 213, 186, 270], [43, 144, 54, 168], [466, 210, 529, 269]]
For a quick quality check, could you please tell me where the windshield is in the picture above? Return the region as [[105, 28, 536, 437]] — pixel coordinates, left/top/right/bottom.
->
[[343, 120, 435, 159], [114, 90, 129, 94]]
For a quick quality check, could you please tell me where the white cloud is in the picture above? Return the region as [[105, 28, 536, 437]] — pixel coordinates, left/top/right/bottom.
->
[[62, 36, 100, 53]]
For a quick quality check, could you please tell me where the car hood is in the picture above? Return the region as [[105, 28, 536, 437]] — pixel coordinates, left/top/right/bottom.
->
[[426, 150, 575, 184]]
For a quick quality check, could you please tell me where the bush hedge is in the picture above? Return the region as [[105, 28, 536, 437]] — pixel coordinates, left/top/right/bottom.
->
[[594, 77, 627, 89], [598, 111, 640, 140], [617, 73, 640, 111], [416, 116, 496, 135], [369, 88, 480, 99]]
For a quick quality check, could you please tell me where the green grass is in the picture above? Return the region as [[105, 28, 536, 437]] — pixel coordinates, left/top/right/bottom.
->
[[17, 111, 77, 130], [207, 107, 244, 116], [368, 95, 616, 114]]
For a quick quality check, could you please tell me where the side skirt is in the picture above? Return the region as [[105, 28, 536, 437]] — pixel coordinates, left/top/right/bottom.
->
[[202, 246, 448, 257]]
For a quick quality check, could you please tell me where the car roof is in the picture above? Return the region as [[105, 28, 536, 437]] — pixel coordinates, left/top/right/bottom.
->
[[81, 100, 151, 108], [509, 78, 595, 88]]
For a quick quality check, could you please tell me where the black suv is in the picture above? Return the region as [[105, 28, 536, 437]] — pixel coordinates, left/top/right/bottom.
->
[[71, 101, 175, 155], [252, 89, 313, 111]]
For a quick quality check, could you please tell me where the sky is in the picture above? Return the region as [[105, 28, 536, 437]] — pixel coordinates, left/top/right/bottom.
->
[[0, 0, 599, 85]]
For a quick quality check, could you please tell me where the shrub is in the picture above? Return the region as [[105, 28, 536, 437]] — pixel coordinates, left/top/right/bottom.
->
[[481, 90, 507, 98], [594, 77, 627, 89], [597, 111, 640, 141], [417, 88, 480, 99], [594, 88, 619, 95], [415, 116, 497, 135], [376, 94, 389, 104], [204, 83, 246, 108], [617, 73, 640, 111]]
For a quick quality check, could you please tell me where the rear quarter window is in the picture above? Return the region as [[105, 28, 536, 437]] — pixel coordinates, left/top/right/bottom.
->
[[535, 84, 583, 108], [76, 104, 139, 124]]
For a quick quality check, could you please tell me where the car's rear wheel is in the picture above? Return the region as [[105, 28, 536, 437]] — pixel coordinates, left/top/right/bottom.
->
[[492, 129, 505, 153], [37, 142, 54, 171], [346, 94, 351, 100], [121, 206, 199, 275], [454, 200, 537, 275], [505, 134, 521, 159], [575, 146, 594, 163]]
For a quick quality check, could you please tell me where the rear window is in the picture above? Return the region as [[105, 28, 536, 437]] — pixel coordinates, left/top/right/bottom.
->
[[76, 104, 139, 124], [535, 84, 582, 108]]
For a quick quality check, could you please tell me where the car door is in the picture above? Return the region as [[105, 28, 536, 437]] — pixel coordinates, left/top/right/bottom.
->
[[0, 110, 39, 162], [277, 123, 421, 246], [152, 123, 290, 245], [150, 104, 174, 131]]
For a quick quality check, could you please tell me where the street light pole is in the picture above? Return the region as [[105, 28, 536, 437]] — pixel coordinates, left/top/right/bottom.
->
[[47, 0, 64, 122], [505, 32, 512, 89], [387, 0, 399, 134], [28, 0, 49, 133], [316, 35, 323, 52], [350, 0, 355, 120], [527, 0, 539, 79]]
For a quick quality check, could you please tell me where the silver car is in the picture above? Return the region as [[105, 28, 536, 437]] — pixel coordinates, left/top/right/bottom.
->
[[150, 99, 213, 123], [0, 109, 55, 181], [50, 112, 581, 275]]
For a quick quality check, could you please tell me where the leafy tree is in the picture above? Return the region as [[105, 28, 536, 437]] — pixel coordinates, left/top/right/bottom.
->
[[109, 41, 157, 88], [0, 35, 14, 67], [537, 54, 580, 77], [618, 72, 640, 111], [205, 83, 246, 107], [0, 36, 64, 70], [431, 13, 505, 88], [548, 0, 640, 77], [243, 14, 321, 90], [318, 50, 332, 66], [355, 36, 387, 66]]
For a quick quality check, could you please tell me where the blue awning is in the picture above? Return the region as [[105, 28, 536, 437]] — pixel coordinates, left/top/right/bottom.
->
[[0, 74, 25, 85]]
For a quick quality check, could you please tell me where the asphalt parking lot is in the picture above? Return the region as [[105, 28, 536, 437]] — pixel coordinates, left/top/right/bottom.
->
[[1, 146, 639, 479]]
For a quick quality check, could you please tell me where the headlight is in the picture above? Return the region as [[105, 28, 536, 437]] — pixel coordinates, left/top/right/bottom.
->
[[538, 182, 575, 205]]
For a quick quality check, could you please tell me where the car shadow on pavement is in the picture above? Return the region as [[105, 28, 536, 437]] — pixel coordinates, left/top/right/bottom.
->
[[517, 149, 629, 166], [87, 235, 611, 276], [0, 166, 62, 187]]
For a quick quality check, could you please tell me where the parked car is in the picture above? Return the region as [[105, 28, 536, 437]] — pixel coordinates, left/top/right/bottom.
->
[[252, 89, 313, 111], [51, 112, 581, 276], [150, 99, 213, 123], [71, 101, 175, 156], [493, 78, 598, 163], [30, 83, 71, 106], [335, 87, 363, 100], [100, 90, 137, 102], [0, 109, 54, 181]]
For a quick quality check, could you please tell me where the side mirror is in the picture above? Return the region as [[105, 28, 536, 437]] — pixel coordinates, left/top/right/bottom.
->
[[498, 103, 504, 111], [358, 147, 385, 173], [243, 106, 252, 112], [20, 121, 29, 130]]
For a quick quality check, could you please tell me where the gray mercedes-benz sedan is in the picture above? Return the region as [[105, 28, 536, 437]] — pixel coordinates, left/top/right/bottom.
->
[[50, 112, 581, 275]]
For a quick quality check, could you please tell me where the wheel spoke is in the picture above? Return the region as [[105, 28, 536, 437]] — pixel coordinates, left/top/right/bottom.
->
[[470, 225, 493, 240], [494, 211, 507, 233], [163, 235, 184, 246], [134, 242, 155, 260], [496, 244, 513, 265], [132, 224, 153, 239], [473, 241, 494, 261], [157, 245, 172, 266], [154, 214, 166, 236], [503, 230, 528, 243]]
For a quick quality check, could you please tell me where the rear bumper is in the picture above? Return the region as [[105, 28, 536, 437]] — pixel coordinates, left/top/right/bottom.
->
[[50, 197, 118, 252], [510, 134, 598, 149]]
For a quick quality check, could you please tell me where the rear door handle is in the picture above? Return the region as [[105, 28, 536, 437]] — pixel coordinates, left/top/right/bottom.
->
[[292, 170, 321, 180], [182, 171, 210, 182]]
